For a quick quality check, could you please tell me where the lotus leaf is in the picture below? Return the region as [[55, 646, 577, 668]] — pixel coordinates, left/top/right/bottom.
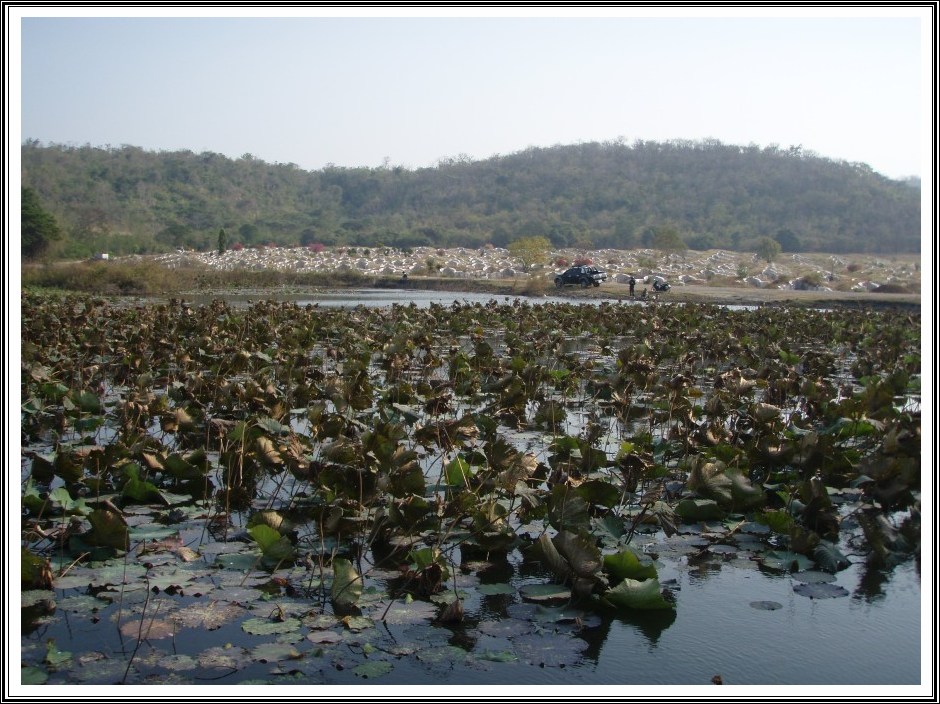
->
[[241, 617, 302, 635], [247, 524, 296, 566], [548, 485, 591, 533], [21, 549, 53, 590], [576, 479, 622, 508], [812, 541, 851, 573], [536, 533, 571, 580], [331, 558, 363, 609], [250, 642, 301, 663], [85, 508, 129, 550], [749, 600, 783, 610], [353, 661, 394, 679], [554, 530, 602, 579], [48, 486, 90, 516], [603, 548, 658, 584], [601, 577, 675, 611], [793, 582, 850, 599], [519, 583, 571, 603], [675, 498, 726, 522], [477, 649, 518, 663], [760, 550, 814, 573], [513, 633, 589, 667]]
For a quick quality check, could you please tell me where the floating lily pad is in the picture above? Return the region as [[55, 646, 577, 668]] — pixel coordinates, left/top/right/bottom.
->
[[760, 550, 814, 573], [353, 660, 394, 679], [56, 595, 108, 613], [241, 617, 302, 636], [477, 619, 535, 638], [749, 600, 783, 610], [22, 666, 48, 684], [22, 590, 56, 608], [793, 582, 850, 599], [307, 630, 344, 645], [376, 599, 439, 625], [119, 618, 177, 640], [197, 645, 251, 670], [513, 633, 588, 667], [478, 582, 515, 596], [477, 649, 518, 663], [601, 577, 675, 611], [532, 605, 602, 628], [250, 642, 301, 663], [519, 583, 571, 603], [416, 645, 469, 664], [170, 601, 246, 630], [158, 654, 198, 671]]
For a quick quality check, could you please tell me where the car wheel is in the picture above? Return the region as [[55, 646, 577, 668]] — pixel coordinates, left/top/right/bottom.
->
[[554, 277, 563, 288], [593, 282, 600, 287]]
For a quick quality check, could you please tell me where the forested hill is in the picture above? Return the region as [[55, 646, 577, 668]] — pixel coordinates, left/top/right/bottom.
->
[[21, 138, 920, 257]]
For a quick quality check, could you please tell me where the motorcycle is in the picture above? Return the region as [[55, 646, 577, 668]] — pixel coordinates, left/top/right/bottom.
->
[[652, 280, 671, 293]]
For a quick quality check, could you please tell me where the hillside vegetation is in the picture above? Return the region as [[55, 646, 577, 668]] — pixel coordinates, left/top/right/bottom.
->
[[21, 138, 920, 259]]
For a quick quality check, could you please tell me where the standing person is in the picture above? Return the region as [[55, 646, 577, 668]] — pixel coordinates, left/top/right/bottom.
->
[[629, 275, 636, 297]]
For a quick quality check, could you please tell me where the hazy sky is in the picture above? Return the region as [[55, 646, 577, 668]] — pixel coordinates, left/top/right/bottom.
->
[[13, 8, 929, 180]]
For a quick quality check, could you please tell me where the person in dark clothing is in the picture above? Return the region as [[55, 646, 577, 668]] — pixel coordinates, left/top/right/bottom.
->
[[628, 276, 636, 297]]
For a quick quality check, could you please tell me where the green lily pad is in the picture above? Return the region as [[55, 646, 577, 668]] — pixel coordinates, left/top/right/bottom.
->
[[22, 666, 48, 684], [241, 617, 302, 636], [477, 619, 535, 638], [793, 582, 850, 599], [307, 630, 344, 645], [513, 633, 588, 667], [478, 582, 515, 596], [22, 590, 56, 608], [749, 600, 783, 610], [604, 548, 658, 584], [760, 550, 814, 573], [519, 583, 572, 603], [416, 645, 469, 664], [792, 570, 837, 584], [170, 601, 246, 630], [813, 542, 851, 573], [197, 645, 251, 670], [250, 642, 301, 663], [353, 661, 394, 679], [331, 558, 363, 609], [675, 498, 726, 522], [601, 577, 675, 611], [341, 615, 374, 631], [477, 649, 518, 663]]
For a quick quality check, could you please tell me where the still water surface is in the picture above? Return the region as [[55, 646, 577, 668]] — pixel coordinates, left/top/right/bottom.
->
[[24, 289, 923, 692]]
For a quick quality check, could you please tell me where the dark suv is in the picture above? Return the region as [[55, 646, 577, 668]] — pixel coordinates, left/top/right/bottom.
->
[[554, 265, 608, 288]]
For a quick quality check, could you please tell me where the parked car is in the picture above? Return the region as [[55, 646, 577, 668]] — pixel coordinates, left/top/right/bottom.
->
[[554, 265, 608, 288]]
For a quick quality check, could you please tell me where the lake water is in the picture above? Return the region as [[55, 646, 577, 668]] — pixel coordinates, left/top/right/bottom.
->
[[187, 288, 644, 309], [20, 290, 925, 695]]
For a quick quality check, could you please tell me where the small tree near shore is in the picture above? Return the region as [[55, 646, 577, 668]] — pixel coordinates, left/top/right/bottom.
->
[[508, 236, 551, 272]]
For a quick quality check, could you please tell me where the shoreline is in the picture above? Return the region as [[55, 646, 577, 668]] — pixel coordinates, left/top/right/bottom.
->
[[177, 276, 921, 311]]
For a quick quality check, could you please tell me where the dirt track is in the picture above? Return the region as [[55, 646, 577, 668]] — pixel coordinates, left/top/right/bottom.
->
[[556, 281, 921, 309]]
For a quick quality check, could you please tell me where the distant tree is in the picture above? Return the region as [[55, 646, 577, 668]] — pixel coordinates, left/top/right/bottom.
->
[[755, 236, 782, 263], [773, 228, 801, 252], [21, 186, 62, 259], [156, 223, 191, 249], [651, 225, 687, 256], [238, 223, 260, 246], [508, 236, 551, 272], [300, 228, 319, 247], [217, 228, 228, 255]]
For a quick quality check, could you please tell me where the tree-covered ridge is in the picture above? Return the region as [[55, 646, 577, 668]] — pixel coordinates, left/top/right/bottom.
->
[[21, 138, 920, 258]]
